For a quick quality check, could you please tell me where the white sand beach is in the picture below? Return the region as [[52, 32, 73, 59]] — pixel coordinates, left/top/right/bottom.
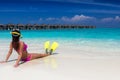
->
[[0, 44, 120, 80]]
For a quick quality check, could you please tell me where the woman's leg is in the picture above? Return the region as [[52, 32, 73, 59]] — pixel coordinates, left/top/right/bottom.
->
[[29, 53, 50, 60]]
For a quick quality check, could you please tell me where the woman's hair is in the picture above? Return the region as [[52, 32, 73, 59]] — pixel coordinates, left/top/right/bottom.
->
[[11, 29, 21, 51]]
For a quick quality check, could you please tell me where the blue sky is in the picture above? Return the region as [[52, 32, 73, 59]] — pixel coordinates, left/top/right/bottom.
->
[[0, 0, 120, 28]]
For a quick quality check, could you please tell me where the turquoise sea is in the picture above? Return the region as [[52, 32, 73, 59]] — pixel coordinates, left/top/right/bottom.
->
[[0, 28, 120, 54]]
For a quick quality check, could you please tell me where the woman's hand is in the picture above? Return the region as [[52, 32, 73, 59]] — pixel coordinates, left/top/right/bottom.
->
[[0, 61, 7, 63], [14, 64, 19, 67]]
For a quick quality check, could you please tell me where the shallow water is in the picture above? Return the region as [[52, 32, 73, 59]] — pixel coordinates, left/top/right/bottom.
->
[[0, 28, 120, 56]]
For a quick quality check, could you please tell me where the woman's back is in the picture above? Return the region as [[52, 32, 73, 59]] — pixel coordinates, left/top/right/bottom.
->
[[15, 41, 28, 59]]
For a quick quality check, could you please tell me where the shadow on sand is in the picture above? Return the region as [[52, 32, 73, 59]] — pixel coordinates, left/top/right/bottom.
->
[[7, 59, 17, 62], [6, 53, 59, 67]]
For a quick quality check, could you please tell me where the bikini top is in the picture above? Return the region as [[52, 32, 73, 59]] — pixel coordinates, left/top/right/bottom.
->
[[23, 43, 27, 51]]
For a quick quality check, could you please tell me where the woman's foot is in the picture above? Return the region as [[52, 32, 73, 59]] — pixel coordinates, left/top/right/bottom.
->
[[44, 41, 59, 55], [44, 41, 50, 54], [49, 42, 58, 55]]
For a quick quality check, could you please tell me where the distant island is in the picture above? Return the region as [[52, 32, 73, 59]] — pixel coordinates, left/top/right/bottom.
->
[[0, 24, 96, 30]]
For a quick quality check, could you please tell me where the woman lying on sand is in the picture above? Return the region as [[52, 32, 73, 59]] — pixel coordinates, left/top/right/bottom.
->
[[0, 29, 58, 67]]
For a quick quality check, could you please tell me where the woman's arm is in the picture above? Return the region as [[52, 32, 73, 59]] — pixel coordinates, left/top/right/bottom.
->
[[14, 42, 23, 67], [5, 43, 13, 62], [14, 52, 22, 67]]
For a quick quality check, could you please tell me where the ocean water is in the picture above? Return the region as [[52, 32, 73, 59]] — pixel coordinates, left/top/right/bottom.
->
[[0, 28, 120, 56]]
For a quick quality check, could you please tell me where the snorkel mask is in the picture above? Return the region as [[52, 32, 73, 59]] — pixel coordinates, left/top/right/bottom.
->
[[10, 29, 22, 38]]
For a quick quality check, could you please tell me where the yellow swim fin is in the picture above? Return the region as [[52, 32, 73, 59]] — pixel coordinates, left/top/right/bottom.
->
[[50, 42, 59, 55], [44, 41, 50, 54]]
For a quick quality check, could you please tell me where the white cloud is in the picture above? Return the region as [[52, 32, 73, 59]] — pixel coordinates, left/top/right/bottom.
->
[[39, 18, 43, 21], [37, 14, 120, 27], [45, 15, 95, 22], [46, 17, 59, 21], [115, 16, 120, 21], [61, 17, 70, 21], [71, 15, 95, 21], [39, 15, 120, 23], [61, 14, 96, 22], [101, 16, 120, 22], [80, 9, 120, 14], [41, 0, 120, 8], [101, 17, 114, 22]]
